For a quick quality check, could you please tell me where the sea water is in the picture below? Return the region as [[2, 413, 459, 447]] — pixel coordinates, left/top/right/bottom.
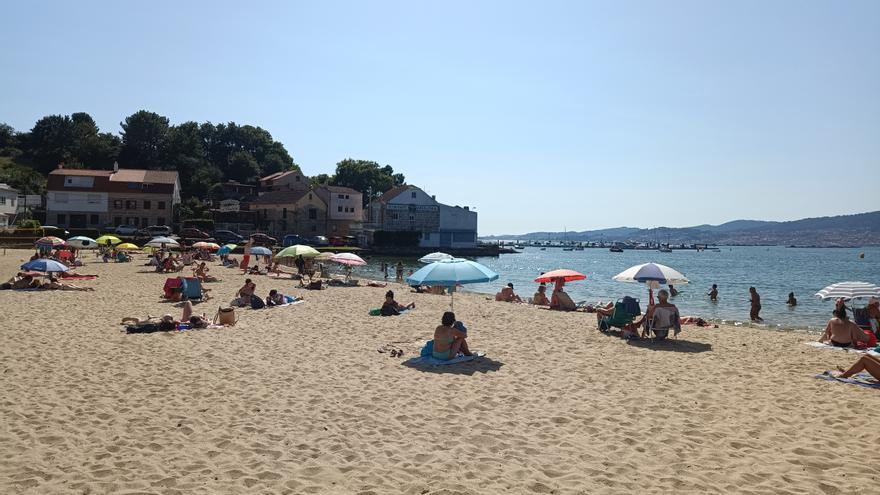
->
[[355, 246, 880, 331]]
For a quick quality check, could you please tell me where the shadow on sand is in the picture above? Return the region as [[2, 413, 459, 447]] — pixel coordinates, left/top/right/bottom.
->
[[402, 356, 504, 376], [627, 338, 712, 353]]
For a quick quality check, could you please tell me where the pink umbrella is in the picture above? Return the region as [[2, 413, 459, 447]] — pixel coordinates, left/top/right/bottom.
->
[[330, 253, 366, 266]]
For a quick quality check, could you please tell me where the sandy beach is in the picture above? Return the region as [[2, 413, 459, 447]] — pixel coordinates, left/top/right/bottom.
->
[[1, 248, 878, 495]]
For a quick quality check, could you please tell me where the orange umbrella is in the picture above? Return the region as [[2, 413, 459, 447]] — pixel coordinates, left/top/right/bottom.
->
[[535, 269, 586, 283]]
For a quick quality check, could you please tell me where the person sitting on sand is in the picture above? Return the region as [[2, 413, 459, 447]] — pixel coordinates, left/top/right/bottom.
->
[[787, 292, 797, 306], [266, 289, 286, 306], [868, 298, 880, 335], [818, 308, 869, 348], [550, 286, 577, 311], [532, 285, 550, 306], [236, 278, 256, 306], [194, 262, 218, 282], [381, 290, 415, 316], [649, 289, 681, 340], [495, 283, 523, 303], [432, 311, 472, 360], [708, 284, 718, 301], [833, 354, 880, 381]]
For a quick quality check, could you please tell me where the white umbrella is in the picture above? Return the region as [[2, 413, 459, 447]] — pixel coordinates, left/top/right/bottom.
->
[[419, 252, 454, 264], [145, 237, 180, 248], [330, 253, 366, 266], [613, 262, 689, 304], [66, 236, 99, 249], [815, 281, 880, 301]]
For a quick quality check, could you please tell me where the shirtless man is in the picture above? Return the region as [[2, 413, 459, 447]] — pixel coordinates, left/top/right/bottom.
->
[[749, 287, 763, 322], [818, 308, 869, 347], [707, 284, 718, 302]]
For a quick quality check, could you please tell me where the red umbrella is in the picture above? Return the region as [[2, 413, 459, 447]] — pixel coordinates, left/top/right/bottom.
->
[[535, 269, 586, 283]]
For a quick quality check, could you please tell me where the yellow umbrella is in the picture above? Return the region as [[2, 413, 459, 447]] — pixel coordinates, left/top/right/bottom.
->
[[116, 243, 140, 250], [96, 235, 121, 245]]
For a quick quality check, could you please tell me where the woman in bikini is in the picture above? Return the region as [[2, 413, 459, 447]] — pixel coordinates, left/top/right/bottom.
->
[[432, 311, 471, 360]]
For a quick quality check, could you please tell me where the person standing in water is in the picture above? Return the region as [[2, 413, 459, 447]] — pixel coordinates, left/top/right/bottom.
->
[[668, 285, 679, 297], [749, 287, 763, 322], [708, 284, 718, 302], [787, 292, 797, 306]]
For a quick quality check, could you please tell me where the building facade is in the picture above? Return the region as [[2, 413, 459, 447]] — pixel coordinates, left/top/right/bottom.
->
[[0, 183, 19, 227], [314, 185, 363, 236], [249, 189, 328, 237], [46, 165, 180, 229], [367, 185, 478, 248], [259, 170, 309, 193]]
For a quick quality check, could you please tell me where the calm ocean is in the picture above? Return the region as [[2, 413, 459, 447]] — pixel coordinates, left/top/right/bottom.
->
[[356, 246, 880, 331]]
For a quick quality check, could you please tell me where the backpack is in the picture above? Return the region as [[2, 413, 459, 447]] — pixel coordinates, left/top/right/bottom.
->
[[621, 296, 641, 316], [250, 296, 266, 310]]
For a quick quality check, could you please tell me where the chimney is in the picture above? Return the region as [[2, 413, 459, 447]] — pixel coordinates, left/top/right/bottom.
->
[[432, 195, 436, 200], [113, 161, 119, 173], [464, 206, 469, 211]]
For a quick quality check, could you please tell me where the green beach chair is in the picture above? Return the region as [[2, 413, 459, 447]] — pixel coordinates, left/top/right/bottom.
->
[[599, 298, 641, 332]]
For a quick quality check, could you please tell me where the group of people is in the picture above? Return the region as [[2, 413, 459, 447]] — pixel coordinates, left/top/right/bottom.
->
[[1, 272, 94, 291], [233, 278, 301, 309], [380, 261, 406, 283]]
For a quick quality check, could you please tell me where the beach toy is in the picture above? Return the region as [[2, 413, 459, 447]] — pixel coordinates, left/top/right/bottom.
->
[[369, 308, 381, 316]]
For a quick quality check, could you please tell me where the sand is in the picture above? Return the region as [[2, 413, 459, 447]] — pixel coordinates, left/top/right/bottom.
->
[[1, 248, 878, 494]]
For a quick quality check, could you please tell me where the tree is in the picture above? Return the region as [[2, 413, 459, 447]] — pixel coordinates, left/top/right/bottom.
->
[[177, 197, 211, 220], [330, 159, 406, 206], [25, 115, 76, 173], [310, 173, 331, 187], [119, 110, 169, 169]]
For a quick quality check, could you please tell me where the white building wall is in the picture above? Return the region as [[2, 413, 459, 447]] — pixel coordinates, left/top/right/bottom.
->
[[328, 193, 363, 221], [0, 189, 17, 217], [387, 187, 437, 207], [46, 191, 109, 213], [439, 205, 477, 231]]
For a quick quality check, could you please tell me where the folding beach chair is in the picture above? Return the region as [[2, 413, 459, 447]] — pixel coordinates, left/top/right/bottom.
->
[[163, 277, 183, 300], [599, 297, 641, 332], [181, 277, 209, 302]]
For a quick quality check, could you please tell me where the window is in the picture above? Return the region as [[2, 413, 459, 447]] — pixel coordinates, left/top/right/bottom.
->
[[57, 214, 66, 224], [411, 192, 417, 199], [157, 217, 165, 226], [344, 194, 350, 199], [141, 217, 148, 227], [113, 200, 123, 209], [308, 193, 312, 200], [409, 214, 415, 221], [337, 206, 343, 213], [283, 208, 288, 219], [55, 192, 69, 203], [90, 214, 99, 225], [0, 197, 4, 205], [143, 200, 151, 210], [125, 200, 137, 210], [87, 194, 100, 204], [114, 217, 122, 225], [423, 232, 431, 240], [158, 201, 166, 210], [338, 194, 345, 199], [9, 197, 14, 206], [308, 208, 317, 220], [391, 213, 399, 220], [127, 182, 141, 190]]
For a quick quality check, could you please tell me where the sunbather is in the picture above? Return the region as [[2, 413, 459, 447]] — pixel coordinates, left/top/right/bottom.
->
[[236, 278, 256, 306], [834, 354, 880, 381], [819, 308, 870, 348], [267, 289, 286, 306], [194, 262, 218, 282], [381, 290, 415, 316], [432, 311, 471, 360], [495, 283, 523, 303], [650, 289, 681, 340], [550, 286, 577, 311], [41, 275, 95, 291], [531, 285, 550, 306]]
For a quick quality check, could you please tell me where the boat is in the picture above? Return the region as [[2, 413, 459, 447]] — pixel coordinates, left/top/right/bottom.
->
[[609, 247, 623, 253], [513, 244, 525, 250], [574, 246, 584, 251], [540, 247, 546, 251], [659, 246, 672, 253], [562, 247, 574, 251]]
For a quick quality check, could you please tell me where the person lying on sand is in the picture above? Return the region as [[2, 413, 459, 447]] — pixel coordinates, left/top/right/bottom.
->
[[834, 354, 880, 381], [381, 290, 415, 316], [818, 308, 869, 348], [40, 275, 94, 291], [432, 311, 472, 360], [146, 301, 209, 330], [266, 289, 301, 306]]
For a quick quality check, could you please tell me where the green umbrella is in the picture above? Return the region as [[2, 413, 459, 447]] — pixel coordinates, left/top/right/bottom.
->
[[276, 244, 320, 258]]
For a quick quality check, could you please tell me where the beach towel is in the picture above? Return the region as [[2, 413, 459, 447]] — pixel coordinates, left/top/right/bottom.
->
[[804, 341, 880, 357], [266, 299, 304, 308], [815, 371, 880, 389], [404, 351, 485, 366]]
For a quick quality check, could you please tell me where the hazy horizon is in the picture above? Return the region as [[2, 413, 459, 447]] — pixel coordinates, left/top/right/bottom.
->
[[2, 1, 878, 235]]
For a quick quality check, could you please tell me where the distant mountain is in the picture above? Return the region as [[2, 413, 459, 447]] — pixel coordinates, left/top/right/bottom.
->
[[482, 211, 880, 247]]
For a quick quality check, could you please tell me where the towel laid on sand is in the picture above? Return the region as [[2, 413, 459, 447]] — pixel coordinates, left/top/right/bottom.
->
[[804, 342, 880, 356], [815, 371, 880, 389], [404, 351, 485, 366], [269, 299, 305, 308]]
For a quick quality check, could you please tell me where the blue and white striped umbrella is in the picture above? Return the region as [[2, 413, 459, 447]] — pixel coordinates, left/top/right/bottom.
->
[[250, 246, 272, 257], [613, 262, 689, 289], [21, 258, 70, 273], [815, 281, 880, 301]]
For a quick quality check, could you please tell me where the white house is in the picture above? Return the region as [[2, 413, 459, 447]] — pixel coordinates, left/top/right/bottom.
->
[[0, 183, 19, 227], [315, 185, 363, 236], [368, 185, 478, 248]]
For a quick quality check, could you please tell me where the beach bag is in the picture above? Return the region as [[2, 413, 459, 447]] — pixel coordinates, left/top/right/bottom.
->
[[214, 306, 237, 326], [250, 296, 266, 310], [621, 296, 641, 316], [420, 340, 434, 357], [368, 308, 381, 316]]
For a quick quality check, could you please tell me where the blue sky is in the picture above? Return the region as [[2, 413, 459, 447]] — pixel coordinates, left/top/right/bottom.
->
[[2, 1, 878, 235]]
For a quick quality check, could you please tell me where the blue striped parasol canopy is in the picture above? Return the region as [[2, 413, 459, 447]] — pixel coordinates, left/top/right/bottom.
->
[[21, 258, 70, 273], [815, 281, 880, 301], [406, 258, 498, 309], [250, 246, 272, 257]]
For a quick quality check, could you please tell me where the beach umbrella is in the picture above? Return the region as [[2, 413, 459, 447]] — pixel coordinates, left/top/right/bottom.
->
[[193, 241, 220, 251], [419, 251, 454, 264], [276, 245, 319, 258], [21, 258, 70, 273], [406, 258, 499, 309], [145, 237, 179, 248], [35, 236, 65, 249], [95, 235, 121, 245], [65, 236, 99, 249], [217, 243, 237, 255], [613, 262, 689, 304], [116, 243, 140, 250], [250, 246, 272, 257], [815, 281, 880, 301], [535, 269, 586, 283], [330, 252, 366, 266], [315, 251, 336, 261]]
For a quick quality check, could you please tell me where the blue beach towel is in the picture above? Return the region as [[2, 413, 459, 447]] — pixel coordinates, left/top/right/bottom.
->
[[406, 351, 485, 366], [815, 371, 880, 389]]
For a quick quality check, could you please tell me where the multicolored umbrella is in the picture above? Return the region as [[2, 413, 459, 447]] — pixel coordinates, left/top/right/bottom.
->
[[145, 237, 179, 248], [21, 258, 70, 273], [613, 262, 689, 304], [36, 236, 65, 249], [815, 281, 880, 301], [276, 245, 320, 258], [217, 243, 237, 255]]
